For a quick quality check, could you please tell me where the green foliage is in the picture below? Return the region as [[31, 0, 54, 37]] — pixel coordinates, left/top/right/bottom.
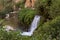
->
[[36, 0, 60, 19], [37, 16, 60, 40], [0, 16, 60, 40], [0, 0, 13, 15], [49, 0, 60, 18], [15, 0, 25, 8], [18, 8, 36, 26], [0, 0, 60, 40], [0, 0, 13, 19], [0, 25, 21, 40]]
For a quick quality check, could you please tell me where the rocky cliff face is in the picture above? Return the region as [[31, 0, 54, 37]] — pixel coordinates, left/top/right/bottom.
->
[[13, 0, 35, 8], [25, 0, 35, 8]]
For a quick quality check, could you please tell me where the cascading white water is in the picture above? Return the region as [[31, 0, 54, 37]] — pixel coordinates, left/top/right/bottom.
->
[[21, 15, 41, 36]]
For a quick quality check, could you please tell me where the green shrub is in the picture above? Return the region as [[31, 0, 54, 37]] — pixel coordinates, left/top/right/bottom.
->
[[49, 0, 60, 18], [36, 0, 60, 19], [0, 26, 21, 40], [0, 10, 60, 40], [0, 0, 60, 40], [37, 16, 60, 40], [0, 0, 13, 19], [0, 0, 12, 12], [15, 0, 25, 8], [18, 8, 36, 27]]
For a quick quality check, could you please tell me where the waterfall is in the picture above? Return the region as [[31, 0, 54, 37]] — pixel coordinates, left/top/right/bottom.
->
[[21, 15, 41, 36]]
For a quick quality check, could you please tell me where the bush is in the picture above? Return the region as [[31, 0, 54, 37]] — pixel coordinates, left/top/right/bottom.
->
[[49, 0, 60, 18], [18, 8, 36, 27], [0, 0, 60, 40], [0, 0, 13, 19], [37, 16, 60, 40], [15, 0, 25, 8], [0, 16, 60, 40], [36, 0, 60, 19], [1, 0, 13, 11], [0, 25, 21, 40]]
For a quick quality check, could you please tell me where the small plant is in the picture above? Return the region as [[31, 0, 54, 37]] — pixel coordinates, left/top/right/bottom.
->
[[18, 8, 37, 31]]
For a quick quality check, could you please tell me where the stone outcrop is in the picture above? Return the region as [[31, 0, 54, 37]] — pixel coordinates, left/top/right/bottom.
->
[[13, 0, 36, 9], [25, 0, 36, 8]]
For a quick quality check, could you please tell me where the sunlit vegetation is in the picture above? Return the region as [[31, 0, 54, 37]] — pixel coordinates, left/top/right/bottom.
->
[[0, 0, 60, 40]]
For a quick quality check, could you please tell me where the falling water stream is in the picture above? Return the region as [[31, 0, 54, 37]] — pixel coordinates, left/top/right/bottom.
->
[[4, 13, 41, 36], [21, 15, 41, 36]]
